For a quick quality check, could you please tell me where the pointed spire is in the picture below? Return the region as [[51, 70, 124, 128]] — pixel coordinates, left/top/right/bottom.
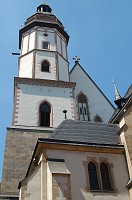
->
[[112, 80, 121, 100]]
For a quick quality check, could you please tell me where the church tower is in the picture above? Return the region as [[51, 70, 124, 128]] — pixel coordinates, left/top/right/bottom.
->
[[0, 4, 76, 199], [13, 3, 76, 128], [0, 3, 116, 199]]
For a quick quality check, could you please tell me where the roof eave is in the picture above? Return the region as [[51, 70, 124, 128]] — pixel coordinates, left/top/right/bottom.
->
[[109, 95, 132, 123]]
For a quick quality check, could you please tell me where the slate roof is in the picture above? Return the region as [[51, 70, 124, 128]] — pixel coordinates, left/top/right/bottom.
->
[[48, 120, 120, 145]]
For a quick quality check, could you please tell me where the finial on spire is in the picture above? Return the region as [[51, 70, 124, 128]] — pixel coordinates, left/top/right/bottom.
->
[[112, 80, 121, 100], [37, 2, 52, 13], [73, 56, 80, 63]]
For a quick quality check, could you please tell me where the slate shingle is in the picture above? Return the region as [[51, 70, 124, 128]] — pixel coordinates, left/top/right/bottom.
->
[[48, 120, 120, 145]]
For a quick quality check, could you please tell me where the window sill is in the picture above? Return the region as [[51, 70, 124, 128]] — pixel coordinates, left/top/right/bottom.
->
[[41, 71, 51, 73], [90, 190, 115, 193]]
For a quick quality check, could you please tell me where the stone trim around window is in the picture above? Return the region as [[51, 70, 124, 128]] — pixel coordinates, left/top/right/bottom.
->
[[41, 60, 51, 73], [37, 100, 53, 128], [83, 157, 118, 193], [42, 41, 50, 50], [76, 92, 90, 121]]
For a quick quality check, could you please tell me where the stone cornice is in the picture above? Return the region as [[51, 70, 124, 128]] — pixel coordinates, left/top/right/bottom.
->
[[26, 139, 124, 178], [38, 140, 124, 154], [19, 20, 69, 49], [19, 49, 69, 64], [15, 77, 76, 89], [7, 125, 55, 133]]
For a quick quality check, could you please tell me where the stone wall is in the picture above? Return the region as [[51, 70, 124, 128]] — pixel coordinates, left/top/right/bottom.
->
[[119, 104, 132, 200], [1, 126, 53, 196]]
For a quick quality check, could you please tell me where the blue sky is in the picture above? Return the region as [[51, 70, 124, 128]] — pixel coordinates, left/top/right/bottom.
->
[[0, 0, 132, 179]]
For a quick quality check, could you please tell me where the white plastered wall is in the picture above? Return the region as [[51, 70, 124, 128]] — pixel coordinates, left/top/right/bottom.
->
[[21, 31, 35, 56], [21, 35, 28, 55], [24, 166, 41, 200], [56, 33, 67, 60], [57, 34, 61, 55], [58, 54, 69, 82], [35, 51, 57, 80], [36, 29, 56, 51], [15, 83, 75, 127], [19, 52, 34, 78], [70, 64, 115, 122], [46, 149, 129, 200], [29, 31, 35, 51], [62, 39, 67, 59], [19, 28, 69, 81]]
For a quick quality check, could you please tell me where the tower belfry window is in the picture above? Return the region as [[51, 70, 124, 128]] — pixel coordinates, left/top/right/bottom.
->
[[77, 93, 90, 121], [42, 41, 49, 50], [41, 60, 50, 72], [40, 102, 51, 127]]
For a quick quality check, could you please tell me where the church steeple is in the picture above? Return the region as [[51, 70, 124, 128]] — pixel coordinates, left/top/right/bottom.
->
[[12, 3, 76, 128], [18, 4, 69, 81], [113, 81, 125, 109], [113, 80, 122, 100]]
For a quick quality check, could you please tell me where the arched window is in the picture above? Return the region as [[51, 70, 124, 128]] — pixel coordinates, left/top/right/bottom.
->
[[40, 102, 51, 127], [88, 162, 100, 190], [100, 163, 113, 191], [77, 93, 90, 121], [41, 60, 50, 72]]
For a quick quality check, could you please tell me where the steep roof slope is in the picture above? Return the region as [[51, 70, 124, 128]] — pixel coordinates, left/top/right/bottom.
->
[[70, 62, 115, 109], [48, 120, 120, 145], [109, 84, 132, 123], [70, 62, 115, 123]]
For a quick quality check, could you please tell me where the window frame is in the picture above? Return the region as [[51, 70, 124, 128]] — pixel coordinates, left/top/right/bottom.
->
[[100, 162, 113, 192], [77, 93, 90, 121], [88, 161, 101, 191], [83, 157, 117, 193], [42, 41, 50, 50], [41, 60, 50, 73], [39, 101, 52, 127]]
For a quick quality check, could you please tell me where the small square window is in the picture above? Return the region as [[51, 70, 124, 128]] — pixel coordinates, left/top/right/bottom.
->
[[42, 41, 49, 50]]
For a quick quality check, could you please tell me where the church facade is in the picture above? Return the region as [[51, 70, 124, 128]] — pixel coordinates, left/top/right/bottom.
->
[[0, 3, 131, 200]]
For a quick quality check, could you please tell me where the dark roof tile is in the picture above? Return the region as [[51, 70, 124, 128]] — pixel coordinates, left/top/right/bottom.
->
[[48, 120, 120, 145]]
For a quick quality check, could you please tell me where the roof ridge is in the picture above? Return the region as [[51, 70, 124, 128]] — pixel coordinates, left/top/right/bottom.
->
[[66, 119, 119, 127]]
